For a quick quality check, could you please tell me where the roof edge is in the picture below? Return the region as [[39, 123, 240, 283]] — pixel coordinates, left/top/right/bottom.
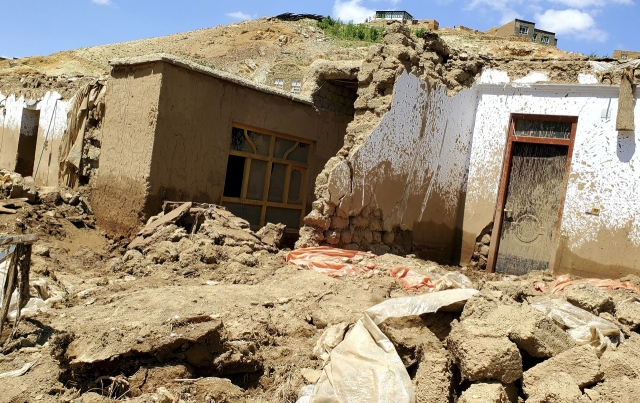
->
[[109, 53, 314, 106]]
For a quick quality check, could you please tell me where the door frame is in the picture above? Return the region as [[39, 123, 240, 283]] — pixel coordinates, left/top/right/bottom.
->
[[486, 114, 578, 273]]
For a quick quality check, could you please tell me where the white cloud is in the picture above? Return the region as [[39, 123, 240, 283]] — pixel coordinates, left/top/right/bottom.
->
[[548, 0, 633, 8], [536, 9, 608, 41], [332, 0, 376, 23], [92, 0, 113, 5], [466, 0, 525, 25], [226, 11, 253, 21]]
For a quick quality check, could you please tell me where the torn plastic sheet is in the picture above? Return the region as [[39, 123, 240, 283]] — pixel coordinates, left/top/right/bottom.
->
[[388, 267, 474, 292], [286, 247, 376, 277], [549, 274, 640, 295], [1, 258, 57, 320], [530, 299, 623, 350], [307, 288, 479, 403]]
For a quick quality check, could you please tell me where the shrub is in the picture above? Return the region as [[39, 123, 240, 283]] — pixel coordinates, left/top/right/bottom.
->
[[317, 17, 384, 43]]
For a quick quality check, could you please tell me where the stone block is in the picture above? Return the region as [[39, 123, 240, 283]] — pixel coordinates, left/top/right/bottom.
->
[[524, 372, 582, 403], [304, 210, 331, 230], [615, 299, 640, 330], [372, 231, 382, 244], [458, 382, 515, 403], [383, 231, 395, 245], [340, 231, 352, 244], [447, 324, 522, 383], [600, 333, 640, 380], [324, 230, 341, 245], [565, 283, 615, 314], [330, 216, 350, 230], [523, 345, 602, 395]]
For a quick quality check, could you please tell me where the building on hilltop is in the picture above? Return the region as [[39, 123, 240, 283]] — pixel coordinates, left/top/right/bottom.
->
[[374, 11, 414, 24], [486, 19, 558, 46], [613, 50, 640, 60]]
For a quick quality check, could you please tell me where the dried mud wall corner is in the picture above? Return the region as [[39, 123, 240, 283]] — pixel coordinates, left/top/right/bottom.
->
[[297, 23, 484, 261], [145, 62, 350, 220], [91, 62, 164, 237]]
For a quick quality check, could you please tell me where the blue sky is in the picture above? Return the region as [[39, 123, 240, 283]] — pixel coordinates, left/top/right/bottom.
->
[[1, 0, 638, 59]]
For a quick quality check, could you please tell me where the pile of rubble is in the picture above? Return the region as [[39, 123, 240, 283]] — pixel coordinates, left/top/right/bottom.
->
[[105, 202, 285, 281], [296, 276, 640, 403]]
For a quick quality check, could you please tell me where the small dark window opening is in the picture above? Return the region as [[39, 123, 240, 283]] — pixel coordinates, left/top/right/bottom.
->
[[15, 108, 40, 177], [223, 155, 245, 198]]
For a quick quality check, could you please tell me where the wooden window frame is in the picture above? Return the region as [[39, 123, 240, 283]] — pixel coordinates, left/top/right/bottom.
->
[[220, 123, 314, 233], [486, 114, 578, 273]]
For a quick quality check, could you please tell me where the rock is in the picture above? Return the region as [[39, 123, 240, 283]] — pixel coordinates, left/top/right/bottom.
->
[[301, 368, 321, 384], [62, 192, 81, 205], [585, 377, 640, 403], [413, 349, 454, 403], [524, 372, 582, 403], [615, 298, 640, 330], [194, 377, 244, 403], [480, 234, 491, 245], [80, 392, 110, 403], [39, 188, 60, 204], [379, 316, 442, 368], [155, 387, 175, 403], [565, 283, 615, 314], [482, 281, 538, 301], [458, 382, 515, 403], [458, 296, 573, 358], [145, 241, 179, 264], [233, 252, 258, 267], [507, 305, 576, 358], [129, 365, 193, 396], [255, 222, 285, 247], [522, 345, 602, 397], [447, 323, 522, 383], [600, 333, 640, 380], [32, 244, 50, 257]]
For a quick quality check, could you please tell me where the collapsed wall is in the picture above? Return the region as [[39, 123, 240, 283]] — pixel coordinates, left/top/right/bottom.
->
[[296, 23, 486, 260], [0, 75, 103, 187]]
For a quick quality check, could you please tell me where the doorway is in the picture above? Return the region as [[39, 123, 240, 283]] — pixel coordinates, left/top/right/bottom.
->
[[15, 108, 40, 177], [487, 115, 577, 275]]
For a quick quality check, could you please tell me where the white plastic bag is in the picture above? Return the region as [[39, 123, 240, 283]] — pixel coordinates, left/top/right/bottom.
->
[[530, 299, 622, 350], [311, 288, 479, 403]]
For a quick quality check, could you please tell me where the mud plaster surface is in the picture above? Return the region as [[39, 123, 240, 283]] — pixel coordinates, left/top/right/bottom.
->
[[327, 71, 477, 257]]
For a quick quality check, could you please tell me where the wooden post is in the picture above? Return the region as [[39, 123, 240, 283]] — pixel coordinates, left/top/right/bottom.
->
[[0, 234, 38, 345], [616, 67, 636, 132]]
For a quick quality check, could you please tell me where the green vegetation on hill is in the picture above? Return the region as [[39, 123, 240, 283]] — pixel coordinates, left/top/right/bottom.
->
[[317, 17, 385, 43]]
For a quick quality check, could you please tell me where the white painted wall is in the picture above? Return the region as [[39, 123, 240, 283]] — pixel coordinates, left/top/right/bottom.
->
[[0, 91, 71, 185], [464, 79, 640, 275]]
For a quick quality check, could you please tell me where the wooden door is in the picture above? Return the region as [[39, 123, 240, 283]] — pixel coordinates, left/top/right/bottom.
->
[[490, 116, 576, 275]]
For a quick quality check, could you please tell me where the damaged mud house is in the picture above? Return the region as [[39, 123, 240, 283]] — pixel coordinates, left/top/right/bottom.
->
[[0, 10, 639, 403]]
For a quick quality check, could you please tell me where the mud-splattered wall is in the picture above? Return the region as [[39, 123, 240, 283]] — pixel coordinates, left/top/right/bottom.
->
[[464, 75, 640, 278], [0, 91, 70, 186], [320, 71, 478, 259]]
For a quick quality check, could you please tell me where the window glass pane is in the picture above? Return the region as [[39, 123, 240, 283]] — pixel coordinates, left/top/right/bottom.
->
[[265, 207, 301, 229], [288, 169, 302, 205], [515, 120, 572, 140], [223, 203, 262, 227], [247, 160, 267, 200], [268, 163, 287, 202], [287, 142, 310, 163], [274, 138, 297, 159], [247, 130, 271, 156], [230, 127, 253, 153], [223, 155, 245, 198]]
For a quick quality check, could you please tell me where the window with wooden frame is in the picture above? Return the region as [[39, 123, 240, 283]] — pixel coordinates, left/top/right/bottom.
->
[[221, 124, 313, 232]]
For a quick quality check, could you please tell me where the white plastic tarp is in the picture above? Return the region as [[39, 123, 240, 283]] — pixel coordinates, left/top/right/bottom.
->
[[531, 299, 623, 350], [308, 288, 479, 403]]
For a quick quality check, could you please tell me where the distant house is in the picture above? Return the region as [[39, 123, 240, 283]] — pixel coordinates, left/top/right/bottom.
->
[[486, 19, 558, 47], [374, 11, 414, 24], [613, 50, 640, 60]]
